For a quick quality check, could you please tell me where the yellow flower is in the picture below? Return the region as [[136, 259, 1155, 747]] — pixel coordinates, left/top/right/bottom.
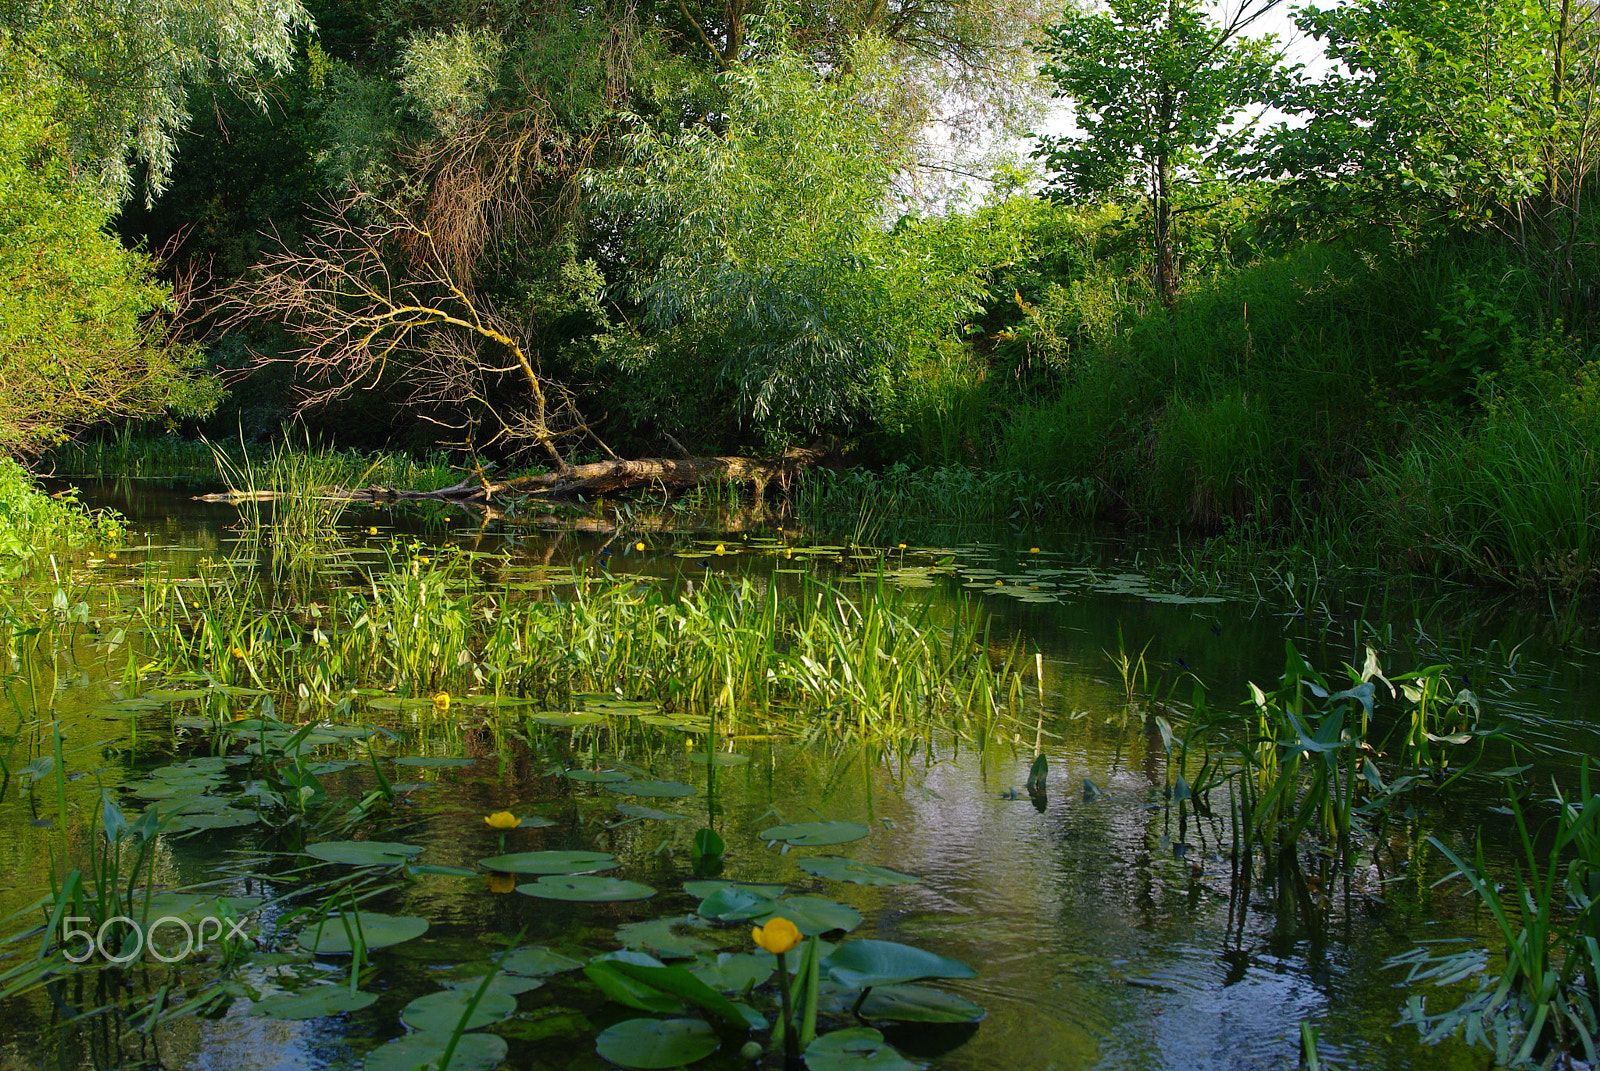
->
[[484, 811, 519, 830], [231, 647, 245, 659], [635, 541, 646, 551], [369, 526, 379, 535], [433, 692, 450, 713], [751, 917, 802, 955], [1029, 547, 1041, 554], [897, 543, 907, 549], [714, 543, 726, 555], [106, 551, 117, 560], [995, 579, 1003, 585], [486, 872, 515, 894]]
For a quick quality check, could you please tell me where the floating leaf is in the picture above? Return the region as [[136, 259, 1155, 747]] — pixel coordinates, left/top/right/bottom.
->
[[695, 886, 778, 921], [499, 946, 585, 977], [595, 1018, 719, 1069], [823, 940, 975, 989], [599, 961, 765, 1029], [616, 804, 688, 822], [617, 916, 715, 959], [604, 780, 697, 798], [760, 821, 869, 847], [856, 985, 985, 1023], [408, 864, 480, 877], [687, 752, 749, 766], [586, 958, 681, 1014], [253, 987, 378, 1020], [400, 988, 518, 1032], [532, 713, 606, 728], [518, 875, 656, 902], [167, 808, 258, 832], [688, 953, 774, 994], [565, 769, 632, 783], [299, 912, 428, 954], [363, 1031, 507, 1071], [479, 850, 617, 875], [393, 756, 477, 768], [443, 974, 545, 997], [684, 881, 784, 901], [797, 857, 919, 887], [803, 1028, 918, 1071], [305, 841, 422, 867], [759, 896, 862, 936]]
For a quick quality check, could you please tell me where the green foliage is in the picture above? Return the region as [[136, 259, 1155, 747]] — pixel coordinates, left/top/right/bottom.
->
[[0, 459, 123, 577], [0, 60, 220, 454]]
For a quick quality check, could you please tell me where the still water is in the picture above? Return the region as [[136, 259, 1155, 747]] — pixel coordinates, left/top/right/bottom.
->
[[1, 477, 1596, 1071]]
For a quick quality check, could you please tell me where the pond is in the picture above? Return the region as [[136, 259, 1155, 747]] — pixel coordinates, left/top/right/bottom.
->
[[0, 476, 1596, 1071]]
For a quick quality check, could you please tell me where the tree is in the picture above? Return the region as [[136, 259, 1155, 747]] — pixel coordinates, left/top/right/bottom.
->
[[1033, 0, 1283, 304], [0, 60, 220, 452]]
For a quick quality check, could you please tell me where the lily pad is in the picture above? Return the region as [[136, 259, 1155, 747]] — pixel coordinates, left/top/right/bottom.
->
[[565, 769, 633, 783], [479, 850, 617, 875], [363, 1031, 508, 1071], [688, 953, 774, 994], [695, 886, 778, 922], [400, 988, 518, 1032], [686, 752, 749, 766], [442, 974, 546, 997], [253, 987, 379, 1020], [684, 880, 784, 901], [393, 756, 477, 768], [803, 1028, 918, 1071], [616, 803, 688, 822], [603, 780, 697, 798], [857, 985, 985, 1023], [499, 945, 586, 978], [759, 896, 862, 936], [760, 821, 869, 847], [822, 940, 975, 989], [797, 857, 920, 887], [617, 916, 715, 959], [517, 875, 656, 902], [299, 912, 429, 954], [305, 841, 423, 867], [532, 713, 607, 728], [166, 808, 259, 832], [595, 1018, 719, 1069]]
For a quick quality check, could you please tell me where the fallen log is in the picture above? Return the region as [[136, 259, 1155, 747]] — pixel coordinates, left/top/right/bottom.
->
[[194, 441, 834, 505]]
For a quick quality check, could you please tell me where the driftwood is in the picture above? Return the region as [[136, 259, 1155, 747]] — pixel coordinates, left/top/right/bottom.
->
[[193, 441, 833, 505]]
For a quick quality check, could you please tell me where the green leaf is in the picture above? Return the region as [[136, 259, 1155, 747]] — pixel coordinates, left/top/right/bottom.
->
[[695, 886, 778, 921], [499, 945, 586, 977], [363, 1031, 508, 1071], [822, 940, 975, 988], [517, 875, 656, 902], [304, 841, 422, 866], [803, 1027, 919, 1071], [479, 850, 618, 875], [856, 985, 985, 1023], [400, 988, 518, 1032], [602, 961, 766, 1030], [299, 912, 429, 954], [617, 916, 715, 959], [252, 987, 379, 1020], [595, 1018, 719, 1069], [760, 821, 869, 846], [759, 896, 862, 936], [604, 780, 697, 798], [796, 857, 919, 886], [393, 756, 476, 767], [687, 952, 774, 994]]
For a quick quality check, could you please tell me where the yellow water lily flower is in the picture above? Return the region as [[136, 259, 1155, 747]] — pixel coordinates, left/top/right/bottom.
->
[[486, 872, 516, 894], [897, 543, 907, 549], [106, 551, 117, 560], [751, 917, 802, 955], [484, 811, 519, 830], [1029, 547, 1041, 554], [369, 526, 379, 536], [714, 543, 726, 555], [433, 692, 450, 713], [635, 541, 646, 551]]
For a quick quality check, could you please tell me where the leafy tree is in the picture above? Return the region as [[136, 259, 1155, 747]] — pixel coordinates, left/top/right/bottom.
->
[[0, 59, 220, 452], [1033, 0, 1283, 303], [0, 0, 312, 200]]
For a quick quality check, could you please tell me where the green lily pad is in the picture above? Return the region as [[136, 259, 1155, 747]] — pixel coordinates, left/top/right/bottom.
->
[[363, 1030, 508, 1071], [305, 841, 423, 866], [695, 886, 778, 921], [617, 916, 715, 959], [532, 713, 607, 728], [400, 988, 518, 1032], [166, 808, 259, 832], [759, 821, 869, 847], [479, 850, 618, 875], [565, 769, 633, 782], [688, 953, 774, 994], [686, 752, 749, 766], [616, 803, 688, 822], [595, 1018, 719, 1069], [796, 857, 920, 887], [408, 864, 480, 877], [517, 875, 656, 902], [499, 945, 586, 977], [857, 985, 985, 1023], [603, 780, 696, 798], [822, 940, 975, 989], [298, 912, 429, 954], [684, 880, 784, 901], [443, 974, 546, 997], [759, 896, 862, 936], [803, 1028, 918, 1071], [253, 987, 378, 1020], [393, 756, 477, 768]]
